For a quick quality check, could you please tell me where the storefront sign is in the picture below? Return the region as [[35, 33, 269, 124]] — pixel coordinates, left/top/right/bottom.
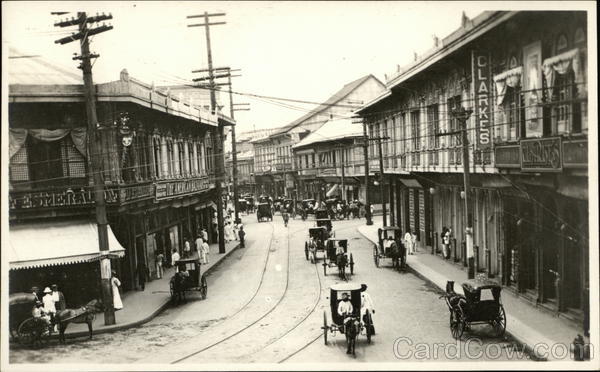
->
[[155, 177, 213, 201], [563, 139, 587, 168], [494, 145, 521, 168], [472, 50, 492, 150], [520, 137, 562, 172], [9, 187, 119, 210]]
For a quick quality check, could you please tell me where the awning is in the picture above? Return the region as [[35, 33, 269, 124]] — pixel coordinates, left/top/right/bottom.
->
[[399, 178, 422, 188], [326, 184, 339, 198], [9, 220, 126, 271]]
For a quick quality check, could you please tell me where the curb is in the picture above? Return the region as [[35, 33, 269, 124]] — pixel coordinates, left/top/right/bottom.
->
[[59, 243, 241, 340], [356, 226, 549, 361]]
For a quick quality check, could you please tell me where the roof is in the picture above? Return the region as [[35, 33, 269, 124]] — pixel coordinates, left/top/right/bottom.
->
[[292, 117, 362, 149], [9, 220, 125, 270], [330, 283, 362, 291], [8, 47, 82, 85], [270, 75, 381, 137], [356, 11, 516, 113]]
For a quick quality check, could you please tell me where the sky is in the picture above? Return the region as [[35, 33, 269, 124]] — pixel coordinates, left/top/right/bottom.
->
[[1, 1, 575, 133]]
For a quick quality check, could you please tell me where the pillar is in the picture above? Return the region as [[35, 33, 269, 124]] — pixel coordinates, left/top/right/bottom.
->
[[389, 176, 396, 226], [161, 137, 169, 178]]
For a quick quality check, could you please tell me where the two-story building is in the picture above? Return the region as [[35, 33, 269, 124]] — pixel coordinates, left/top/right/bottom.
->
[[253, 75, 386, 199], [356, 11, 589, 325], [8, 53, 233, 306]]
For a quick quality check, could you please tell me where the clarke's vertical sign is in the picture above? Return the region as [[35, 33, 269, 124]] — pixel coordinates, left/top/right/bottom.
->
[[472, 50, 492, 151]]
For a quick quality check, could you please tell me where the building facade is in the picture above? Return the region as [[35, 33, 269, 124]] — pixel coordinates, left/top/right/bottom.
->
[[8, 61, 232, 306], [356, 11, 589, 326], [253, 75, 386, 199]]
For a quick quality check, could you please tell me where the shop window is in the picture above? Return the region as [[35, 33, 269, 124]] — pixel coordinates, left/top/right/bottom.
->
[[500, 86, 522, 141], [551, 70, 581, 135], [427, 104, 439, 148], [27, 137, 64, 188], [410, 110, 420, 151]]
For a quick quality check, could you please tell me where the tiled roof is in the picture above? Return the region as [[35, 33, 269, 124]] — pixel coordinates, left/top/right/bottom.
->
[[8, 47, 82, 85], [270, 74, 379, 137], [292, 117, 362, 149]]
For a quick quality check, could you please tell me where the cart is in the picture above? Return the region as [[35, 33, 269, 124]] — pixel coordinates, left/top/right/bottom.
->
[[170, 252, 208, 304], [322, 283, 374, 355], [9, 293, 52, 347], [373, 226, 405, 270], [305, 226, 329, 263], [257, 202, 273, 222], [441, 280, 507, 339]]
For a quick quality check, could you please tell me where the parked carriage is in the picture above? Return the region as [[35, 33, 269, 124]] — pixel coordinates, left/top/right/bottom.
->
[[322, 283, 374, 355], [441, 280, 506, 339], [257, 202, 273, 222], [373, 226, 405, 270], [305, 226, 329, 263], [324, 238, 354, 280], [9, 293, 51, 346], [170, 253, 208, 304]]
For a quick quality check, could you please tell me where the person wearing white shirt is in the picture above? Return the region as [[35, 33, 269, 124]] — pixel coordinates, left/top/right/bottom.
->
[[202, 239, 210, 264], [337, 292, 354, 335], [360, 284, 376, 335], [42, 287, 57, 331], [171, 249, 181, 271], [404, 231, 414, 255]]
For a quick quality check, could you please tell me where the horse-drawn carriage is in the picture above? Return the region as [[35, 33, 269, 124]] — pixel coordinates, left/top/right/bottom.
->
[[324, 239, 354, 280], [245, 196, 255, 213], [238, 198, 248, 214], [301, 199, 316, 215], [170, 253, 208, 304], [257, 202, 273, 222], [373, 226, 405, 270], [305, 226, 329, 263], [322, 283, 374, 355], [441, 280, 506, 339], [9, 292, 101, 347]]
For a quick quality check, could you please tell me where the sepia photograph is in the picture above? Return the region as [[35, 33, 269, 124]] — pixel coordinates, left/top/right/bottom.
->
[[1, 1, 597, 370]]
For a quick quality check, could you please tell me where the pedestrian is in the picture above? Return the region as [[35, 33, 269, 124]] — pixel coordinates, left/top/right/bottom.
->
[[30, 286, 40, 301], [307, 237, 317, 263], [195, 234, 203, 254], [156, 250, 164, 279], [224, 221, 233, 242], [370, 204, 375, 217], [238, 225, 246, 248], [111, 270, 123, 311], [360, 284, 375, 335], [404, 230, 414, 255], [201, 228, 208, 244], [282, 210, 289, 227], [183, 238, 191, 258], [171, 248, 181, 272], [136, 261, 149, 291], [51, 284, 66, 311], [442, 227, 451, 259], [42, 287, 57, 331], [411, 230, 417, 254], [201, 238, 210, 264]]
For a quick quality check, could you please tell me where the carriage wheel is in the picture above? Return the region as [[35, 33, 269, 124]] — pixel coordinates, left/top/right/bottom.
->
[[450, 308, 465, 339], [200, 275, 208, 300], [322, 311, 328, 345], [17, 318, 42, 347], [305, 243, 309, 261], [365, 310, 373, 344], [492, 305, 506, 337], [349, 254, 354, 275], [373, 246, 380, 267]]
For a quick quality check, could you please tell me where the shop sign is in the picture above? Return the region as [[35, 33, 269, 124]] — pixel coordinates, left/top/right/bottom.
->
[[9, 187, 120, 210], [472, 50, 492, 150], [520, 137, 562, 172], [494, 145, 521, 168], [155, 177, 213, 201]]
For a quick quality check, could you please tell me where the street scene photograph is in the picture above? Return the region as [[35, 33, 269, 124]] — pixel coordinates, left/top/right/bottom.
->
[[1, 1, 598, 371]]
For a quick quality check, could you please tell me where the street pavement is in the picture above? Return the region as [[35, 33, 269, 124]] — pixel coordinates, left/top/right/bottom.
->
[[10, 214, 538, 364]]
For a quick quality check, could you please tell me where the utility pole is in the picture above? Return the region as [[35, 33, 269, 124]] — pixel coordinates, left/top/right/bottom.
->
[[55, 11, 115, 325], [366, 136, 390, 228], [188, 11, 227, 254], [361, 120, 373, 225], [336, 144, 346, 202], [438, 106, 474, 279]]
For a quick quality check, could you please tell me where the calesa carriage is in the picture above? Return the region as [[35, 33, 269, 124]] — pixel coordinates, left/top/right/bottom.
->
[[322, 283, 374, 355], [257, 202, 273, 222], [170, 252, 208, 304], [441, 280, 506, 339], [305, 226, 329, 263], [373, 226, 405, 270], [324, 239, 354, 280]]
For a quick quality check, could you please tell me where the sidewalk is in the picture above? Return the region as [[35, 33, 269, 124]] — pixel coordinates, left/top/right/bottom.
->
[[358, 219, 584, 361], [60, 239, 241, 339]]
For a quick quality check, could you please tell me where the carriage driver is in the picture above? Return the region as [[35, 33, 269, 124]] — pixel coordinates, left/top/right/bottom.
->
[[308, 237, 317, 263], [32, 301, 51, 335], [360, 284, 376, 335], [337, 292, 354, 334]]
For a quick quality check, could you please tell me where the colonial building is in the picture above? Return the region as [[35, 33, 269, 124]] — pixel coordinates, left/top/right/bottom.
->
[[356, 11, 589, 325], [253, 75, 386, 199], [8, 54, 233, 306]]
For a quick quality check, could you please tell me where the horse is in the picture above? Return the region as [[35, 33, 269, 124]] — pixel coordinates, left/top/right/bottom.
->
[[389, 241, 400, 270], [170, 271, 188, 305], [54, 299, 103, 343], [337, 253, 348, 281], [344, 316, 361, 355]]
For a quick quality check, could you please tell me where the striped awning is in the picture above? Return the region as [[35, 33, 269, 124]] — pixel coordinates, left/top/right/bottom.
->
[[8, 220, 126, 271]]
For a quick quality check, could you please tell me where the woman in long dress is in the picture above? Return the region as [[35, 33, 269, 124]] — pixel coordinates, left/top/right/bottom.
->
[[111, 270, 123, 311]]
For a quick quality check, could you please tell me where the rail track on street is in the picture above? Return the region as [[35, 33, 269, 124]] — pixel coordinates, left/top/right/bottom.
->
[[172, 223, 325, 363]]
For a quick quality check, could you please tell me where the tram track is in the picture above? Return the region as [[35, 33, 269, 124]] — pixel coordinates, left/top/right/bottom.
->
[[171, 223, 307, 363]]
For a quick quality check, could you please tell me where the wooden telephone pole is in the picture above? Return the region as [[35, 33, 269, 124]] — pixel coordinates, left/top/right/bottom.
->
[[188, 12, 227, 254], [438, 106, 474, 279], [54, 12, 116, 325]]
